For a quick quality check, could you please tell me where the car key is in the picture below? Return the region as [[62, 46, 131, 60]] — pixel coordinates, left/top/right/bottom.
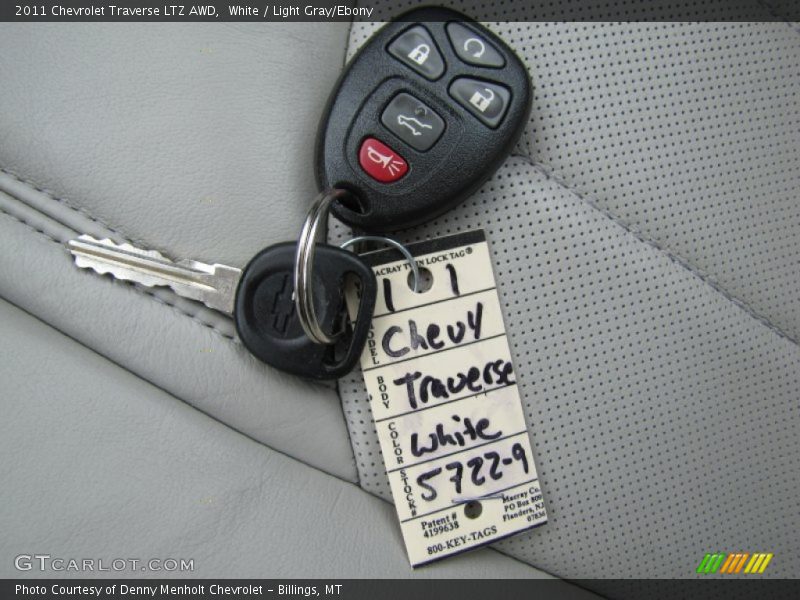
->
[[316, 6, 531, 231], [67, 235, 376, 380]]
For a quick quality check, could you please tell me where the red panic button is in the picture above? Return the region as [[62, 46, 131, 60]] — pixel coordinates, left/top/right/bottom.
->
[[359, 137, 408, 183]]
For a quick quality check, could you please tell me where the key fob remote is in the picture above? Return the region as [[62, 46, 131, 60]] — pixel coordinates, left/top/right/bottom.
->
[[234, 243, 376, 380], [316, 7, 531, 232]]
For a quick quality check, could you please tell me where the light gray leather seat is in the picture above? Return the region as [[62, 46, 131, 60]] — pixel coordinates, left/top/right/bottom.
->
[[0, 21, 565, 582], [2, 3, 798, 594]]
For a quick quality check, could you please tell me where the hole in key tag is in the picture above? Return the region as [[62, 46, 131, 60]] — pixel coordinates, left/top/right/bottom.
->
[[464, 500, 483, 519], [408, 266, 434, 293]]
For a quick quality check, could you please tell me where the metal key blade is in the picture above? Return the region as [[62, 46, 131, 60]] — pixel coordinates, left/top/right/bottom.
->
[[68, 234, 241, 315]]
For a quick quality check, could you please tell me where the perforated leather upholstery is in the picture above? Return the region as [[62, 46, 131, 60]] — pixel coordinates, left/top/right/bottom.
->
[[1, 4, 798, 591], [335, 8, 800, 587], [0, 299, 566, 580], [0, 19, 561, 581]]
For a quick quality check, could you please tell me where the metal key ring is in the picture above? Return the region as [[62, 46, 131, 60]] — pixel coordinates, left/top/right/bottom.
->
[[294, 190, 422, 346], [339, 235, 421, 293], [294, 189, 348, 346]]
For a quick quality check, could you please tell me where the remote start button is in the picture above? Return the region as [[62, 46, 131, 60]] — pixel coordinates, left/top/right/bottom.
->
[[446, 23, 506, 68], [359, 138, 409, 183]]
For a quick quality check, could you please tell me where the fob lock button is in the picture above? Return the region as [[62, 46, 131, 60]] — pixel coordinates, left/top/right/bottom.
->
[[359, 137, 409, 183], [449, 77, 511, 128], [381, 92, 445, 152], [388, 25, 445, 80], [446, 22, 506, 68]]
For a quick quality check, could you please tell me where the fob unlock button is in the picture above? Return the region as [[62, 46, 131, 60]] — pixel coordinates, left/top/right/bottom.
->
[[449, 78, 511, 128]]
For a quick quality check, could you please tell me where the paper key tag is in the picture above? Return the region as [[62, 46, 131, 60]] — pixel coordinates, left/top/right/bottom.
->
[[345, 230, 547, 567]]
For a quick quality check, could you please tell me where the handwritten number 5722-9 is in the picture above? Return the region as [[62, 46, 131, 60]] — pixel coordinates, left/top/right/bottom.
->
[[415, 443, 529, 502]]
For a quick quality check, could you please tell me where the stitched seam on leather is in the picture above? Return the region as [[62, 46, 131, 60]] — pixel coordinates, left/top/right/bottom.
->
[[0, 166, 130, 240], [758, 0, 800, 36], [5, 299, 538, 572], [0, 292, 360, 488], [335, 380, 361, 487], [0, 207, 237, 342], [343, 18, 355, 67], [1, 200, 358, 474], [510, 153, 800, 351], [487, 546, 608, 594], [1, 168, 343, 395]]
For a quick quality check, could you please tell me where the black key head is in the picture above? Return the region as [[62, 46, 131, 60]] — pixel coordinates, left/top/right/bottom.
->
[[234, 242, 376, 380]]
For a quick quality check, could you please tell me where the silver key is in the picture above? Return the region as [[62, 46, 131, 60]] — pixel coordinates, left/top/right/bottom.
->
[[67, 233, 379, 379], [68, 234, 242, 315]]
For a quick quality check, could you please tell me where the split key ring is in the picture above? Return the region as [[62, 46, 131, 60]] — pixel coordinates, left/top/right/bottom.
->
[[293, 189, 420, 346]]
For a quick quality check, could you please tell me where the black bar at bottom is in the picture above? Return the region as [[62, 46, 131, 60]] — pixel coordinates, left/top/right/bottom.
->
[[3, 578, 798, 600]]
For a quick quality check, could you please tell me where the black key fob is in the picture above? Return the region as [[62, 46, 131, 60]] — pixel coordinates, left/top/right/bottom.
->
[[316, 7, 531, 231], [233, 243, 376, 380]]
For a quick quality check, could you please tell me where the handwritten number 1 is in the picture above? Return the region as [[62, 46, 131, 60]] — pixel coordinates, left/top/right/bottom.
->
[[382, 278, 395, 312], [446, 263, 460, 296]]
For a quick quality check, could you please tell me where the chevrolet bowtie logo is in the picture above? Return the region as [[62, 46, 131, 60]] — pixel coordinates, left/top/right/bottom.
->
[[696, 552, 774, 574], [270, 274, 295, 335]]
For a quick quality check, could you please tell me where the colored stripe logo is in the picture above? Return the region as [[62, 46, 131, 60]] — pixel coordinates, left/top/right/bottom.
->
[[696, 553, 773, 574]]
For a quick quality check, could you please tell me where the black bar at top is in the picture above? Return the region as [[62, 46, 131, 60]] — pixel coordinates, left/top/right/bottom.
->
[[2, 0, 799, 22]]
